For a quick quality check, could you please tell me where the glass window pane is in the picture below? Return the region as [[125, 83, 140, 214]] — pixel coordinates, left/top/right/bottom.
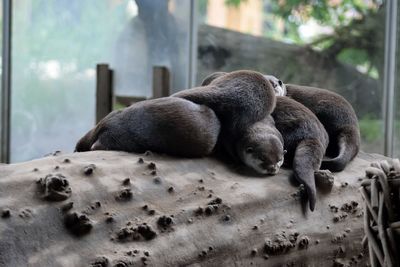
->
[[113, 0, 191, 98], [11, 0, 134, 162], [197, 0, 386, 154]]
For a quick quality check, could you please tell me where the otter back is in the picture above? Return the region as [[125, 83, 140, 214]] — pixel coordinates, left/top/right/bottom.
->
[[75, 98, 221, 157]]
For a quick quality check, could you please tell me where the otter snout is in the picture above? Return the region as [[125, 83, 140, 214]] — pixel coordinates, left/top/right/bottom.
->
[[260, 162, 280, 175]]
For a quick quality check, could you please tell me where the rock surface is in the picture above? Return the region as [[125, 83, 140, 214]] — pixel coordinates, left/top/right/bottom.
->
[[0, 151, 383, 266]]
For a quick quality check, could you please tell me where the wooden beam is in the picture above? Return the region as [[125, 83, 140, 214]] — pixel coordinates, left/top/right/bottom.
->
[[96, 64, 113, 123], [152, 66, 170, 98]]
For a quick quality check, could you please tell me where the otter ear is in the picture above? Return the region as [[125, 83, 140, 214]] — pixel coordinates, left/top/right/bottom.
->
[[283, 150, 287, 155], [246, 147, 254, 153]]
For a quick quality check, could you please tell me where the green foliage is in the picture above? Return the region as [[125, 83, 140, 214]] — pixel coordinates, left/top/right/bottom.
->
[[359, 115, 382, 142], [270, 0, 379, 27], [198, 0, 208, 23], [337, 48, 368, 66], [225, 0, 247, 7]]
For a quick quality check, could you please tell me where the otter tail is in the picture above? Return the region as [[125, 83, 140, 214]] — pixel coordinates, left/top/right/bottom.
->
[[74, 110, 121, 152], [293, 139, 325, 211], [74, 128, 98, 152], [321, 127, 360, 172]]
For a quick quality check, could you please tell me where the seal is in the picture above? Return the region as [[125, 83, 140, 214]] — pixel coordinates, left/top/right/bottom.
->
[[272, 96, 329, 211], [173, 70, 276, 159], [75, 97, 221, 157], [236, 115, 285, 175]]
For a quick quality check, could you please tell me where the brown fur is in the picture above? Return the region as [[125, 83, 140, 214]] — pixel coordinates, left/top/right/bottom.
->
[[272, 97, 329, 211], [236, 115, 285, 175], [201, 72, 227, 86], [75, 97, 221, 157], [202, 72, 360, 172], [285, 84, 360, 172], [173, 70, 276, 159]]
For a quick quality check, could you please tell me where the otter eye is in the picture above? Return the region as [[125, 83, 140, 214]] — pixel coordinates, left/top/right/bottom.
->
[[259, 156, 267, 162], [246, 147, 253, 153], [278, 80, 283, 86]]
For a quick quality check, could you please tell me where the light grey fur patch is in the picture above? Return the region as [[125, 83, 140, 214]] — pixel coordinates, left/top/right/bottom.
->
[[264, 75, 286, 96], [242, 152, 283, 175]]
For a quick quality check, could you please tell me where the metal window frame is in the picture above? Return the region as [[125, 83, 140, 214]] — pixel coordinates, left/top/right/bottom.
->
[[383, 0, 398, 157], [1, 0, 12, 163], [189, 0, 198, 88]]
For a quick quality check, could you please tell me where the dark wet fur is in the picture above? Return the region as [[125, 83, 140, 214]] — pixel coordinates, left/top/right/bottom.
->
[[236, 115, 284, 171], [173, 70, 276, 159], [286, 84, 360, 172], [75, 98, 221, 157], [201, 72, 227, 86], [272, 97, 329, 211]]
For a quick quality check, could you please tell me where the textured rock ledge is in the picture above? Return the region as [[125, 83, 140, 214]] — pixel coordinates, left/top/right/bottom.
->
[[0, 151, 384, 266]]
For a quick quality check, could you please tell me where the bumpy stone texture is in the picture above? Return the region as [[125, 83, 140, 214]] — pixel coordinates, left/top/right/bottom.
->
[[0, 151, 381, 266], [64, 212, 93, 236], [37, 173, 72, 201]]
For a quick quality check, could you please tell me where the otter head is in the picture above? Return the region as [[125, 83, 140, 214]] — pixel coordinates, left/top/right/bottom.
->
[[201, 72, 286, 97], [237, 132, 285, 175], [263, 75, 286, 96]]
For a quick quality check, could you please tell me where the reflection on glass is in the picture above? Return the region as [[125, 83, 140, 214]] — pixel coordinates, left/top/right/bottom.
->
[[11, 0, 133, 162], [197, 0, 385, 154], [113, 0, 191, 98]]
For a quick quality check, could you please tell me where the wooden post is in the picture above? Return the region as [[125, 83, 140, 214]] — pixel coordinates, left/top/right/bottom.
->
[[96, 64, 113, 123], [152, 66, 170, 98]]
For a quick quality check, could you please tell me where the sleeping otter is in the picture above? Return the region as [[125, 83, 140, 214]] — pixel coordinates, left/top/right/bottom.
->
[[264, 75, 360, 172], [285, 84, 360, 172], [75, 97, 221, 157], [173, 70, 276, 160], [202, 72, 360, 172], [271, 96, 329, 211], [236, 115, 285, 175], [199, 72, 327, 210]]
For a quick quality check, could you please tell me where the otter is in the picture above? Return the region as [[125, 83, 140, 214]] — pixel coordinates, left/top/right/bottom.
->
[[236, 115, 285, 175], [201, 71, 286, 96], [263, 75, 286, 96], [285, 84, 360, 172], [199, 72, 327, 209], [199, 72, 285, 174], [229, 95, 328, 211], [264, 75, 360, 172], [75, 97, 221, 157], [272, 96, 329, 211], [202, 72, 360, 172], [173, 70, 276, 159]]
